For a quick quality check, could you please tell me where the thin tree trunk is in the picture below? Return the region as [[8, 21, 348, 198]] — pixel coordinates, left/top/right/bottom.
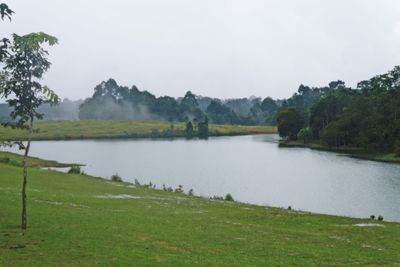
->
[[21, 118, 33, 230]]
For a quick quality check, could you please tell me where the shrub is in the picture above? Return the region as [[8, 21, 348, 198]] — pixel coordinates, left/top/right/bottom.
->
[[111, 173, 123, 182], [188, 189, 194, 196], [162, 184, 173, 192], [0, 157, 11, 164], [297, 127, 313, 144], [225, 193, 234, 202], [175, 185, 183, 193], [67, 165, 82, 174]]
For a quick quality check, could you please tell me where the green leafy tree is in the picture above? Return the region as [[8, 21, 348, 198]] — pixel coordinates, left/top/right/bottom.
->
[[0, 9, 59, 229], [277, 108, 305, 140], [180, 91, 204, 120]]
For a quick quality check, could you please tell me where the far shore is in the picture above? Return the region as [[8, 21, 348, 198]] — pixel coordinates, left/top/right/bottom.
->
[[280, 140, 400, 164], [0, 120, 277, 141]]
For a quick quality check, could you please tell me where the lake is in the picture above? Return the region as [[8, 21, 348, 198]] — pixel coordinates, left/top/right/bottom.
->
[[5, 134, 400, 221]]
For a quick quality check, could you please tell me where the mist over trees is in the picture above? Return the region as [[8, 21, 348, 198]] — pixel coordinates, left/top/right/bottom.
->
[[0, 77, 282, 125], [77, 79, 281, 125], [0, 99, 82, 122]]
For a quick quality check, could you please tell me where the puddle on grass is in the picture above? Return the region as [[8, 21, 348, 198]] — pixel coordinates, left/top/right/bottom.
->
[[354, 223, 385, 227], [95, 194, 142, 199]]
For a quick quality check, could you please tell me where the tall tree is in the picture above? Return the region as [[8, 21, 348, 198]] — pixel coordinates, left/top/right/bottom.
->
[[1, 23, 59, 229]]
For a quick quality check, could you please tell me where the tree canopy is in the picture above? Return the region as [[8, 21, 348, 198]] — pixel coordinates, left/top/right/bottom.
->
[[276, 66, 400, 154]]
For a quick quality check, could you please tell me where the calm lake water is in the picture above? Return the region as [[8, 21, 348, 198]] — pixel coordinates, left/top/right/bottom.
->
[[5, 134, 400, 221]]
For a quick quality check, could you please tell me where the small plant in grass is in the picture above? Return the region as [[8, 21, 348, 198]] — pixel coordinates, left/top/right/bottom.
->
[[225, 193, 234, 202], [142, 181, 155, 188], [0, 157, 10, 164], [111, 173, 123, 182], [67, 166, 82, 174], [211, 195, 223, 200], [188, 189, 194, 196], [162, 183, 174, 192], [175, 185, 183, 193]]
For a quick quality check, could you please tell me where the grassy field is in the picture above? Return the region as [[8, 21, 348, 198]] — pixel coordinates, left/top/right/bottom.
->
[[280, 140, 400, 164], [0, 120, 276, 141], [0, 152, 399, 266]]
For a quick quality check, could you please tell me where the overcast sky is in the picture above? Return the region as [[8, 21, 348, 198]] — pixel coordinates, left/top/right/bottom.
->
[[2, 0, 400, 100]]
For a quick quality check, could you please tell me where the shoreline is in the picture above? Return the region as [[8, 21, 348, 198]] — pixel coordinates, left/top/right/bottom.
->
[[279, 140, 400, 164], [1, 150, 396, 223], [0, 120, 277, 141]]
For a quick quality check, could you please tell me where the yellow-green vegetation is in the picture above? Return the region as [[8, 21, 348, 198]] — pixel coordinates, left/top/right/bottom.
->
[[280, 140, 400, 164], [0, 120, 276, 141], [1, 153, 399, 266]]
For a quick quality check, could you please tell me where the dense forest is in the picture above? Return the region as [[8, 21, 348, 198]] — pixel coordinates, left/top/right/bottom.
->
[[277, 66, 400, 154]]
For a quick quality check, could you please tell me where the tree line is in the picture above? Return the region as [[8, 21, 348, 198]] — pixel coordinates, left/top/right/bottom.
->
[[277, 66, 400, 154], [78, 78, 280, 125], [0, 78, 281, 125]]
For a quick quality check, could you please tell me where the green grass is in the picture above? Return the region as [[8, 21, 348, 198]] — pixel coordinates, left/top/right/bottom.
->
[[0, 120, 276, 141], [1, 154, 399, 266]]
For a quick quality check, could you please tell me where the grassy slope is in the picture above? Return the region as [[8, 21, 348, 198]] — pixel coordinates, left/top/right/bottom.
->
[[0, 155, 399, 266], [0, 151, 76, 168], [0, 120, 276, 141], [280, 140, 400, 164]]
